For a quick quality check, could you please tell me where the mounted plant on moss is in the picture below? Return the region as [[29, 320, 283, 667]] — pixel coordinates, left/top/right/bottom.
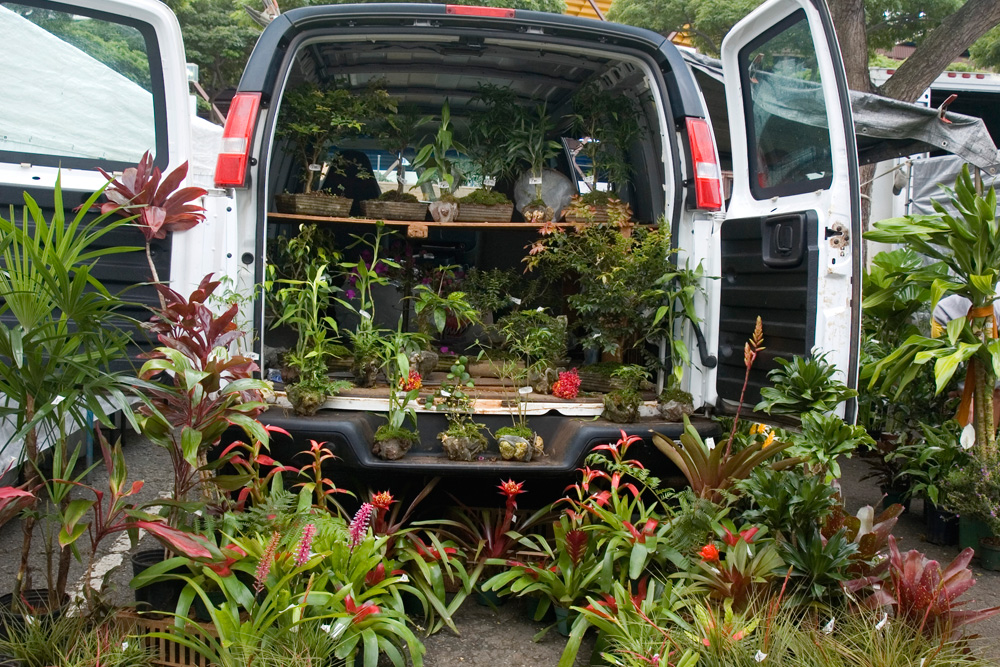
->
[[602, 365, 647, 423], [429, 356, 487, 461], [372, 329, 424, 460]]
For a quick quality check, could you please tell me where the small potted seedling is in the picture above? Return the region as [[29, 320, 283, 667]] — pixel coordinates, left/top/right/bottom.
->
[[429, 357, 488, 461]]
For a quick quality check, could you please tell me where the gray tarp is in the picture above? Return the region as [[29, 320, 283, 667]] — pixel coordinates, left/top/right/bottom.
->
[[908, 154, 1000, 215], [680, 50, 1000, 173]]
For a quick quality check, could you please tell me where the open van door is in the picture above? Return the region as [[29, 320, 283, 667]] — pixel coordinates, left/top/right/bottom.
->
[[714, 0, 860, 420]]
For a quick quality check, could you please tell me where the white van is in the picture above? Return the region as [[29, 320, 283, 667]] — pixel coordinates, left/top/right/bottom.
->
[[1, 0, 861, 476]]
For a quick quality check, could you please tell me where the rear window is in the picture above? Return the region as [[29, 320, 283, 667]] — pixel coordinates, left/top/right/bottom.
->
[[0, 1, 165, 168]]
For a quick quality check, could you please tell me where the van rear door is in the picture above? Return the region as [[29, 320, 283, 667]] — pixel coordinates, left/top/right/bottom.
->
[[712, 0, 860, 419]]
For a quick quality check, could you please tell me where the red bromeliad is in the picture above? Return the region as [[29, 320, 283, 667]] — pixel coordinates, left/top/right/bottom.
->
[[722, 526, 759, 547], [345, 595, 380, 623], [371, 490, 396, 534]]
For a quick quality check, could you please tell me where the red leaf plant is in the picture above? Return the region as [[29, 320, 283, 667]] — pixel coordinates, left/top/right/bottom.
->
[[847, 535, 1000, 638], [295, 440, 351, 516], [138, 275, 269, 511], [98, 151, 206, 296]]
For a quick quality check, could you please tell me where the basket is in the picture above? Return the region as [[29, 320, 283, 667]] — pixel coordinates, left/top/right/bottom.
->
[[119, 609, 215, 667], [457, 202, 514, 222], [274, 193, 352, 217], [563, 205, 609, 224], [359, 200, 428, 221]]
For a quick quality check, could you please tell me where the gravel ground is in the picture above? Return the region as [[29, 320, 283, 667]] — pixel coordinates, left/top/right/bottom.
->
[[0, 433, 998, 665]]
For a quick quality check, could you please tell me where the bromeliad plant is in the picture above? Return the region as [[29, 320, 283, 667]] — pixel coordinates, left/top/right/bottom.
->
[[755, 353, 858, 416]]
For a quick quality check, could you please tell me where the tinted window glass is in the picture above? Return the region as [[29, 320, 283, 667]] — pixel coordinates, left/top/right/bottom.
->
[[0, 2, 158, 165], [740, 10, 834, 198]]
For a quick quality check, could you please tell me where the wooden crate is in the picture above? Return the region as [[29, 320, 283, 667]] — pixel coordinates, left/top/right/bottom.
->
[[119, 610, 215, 667]]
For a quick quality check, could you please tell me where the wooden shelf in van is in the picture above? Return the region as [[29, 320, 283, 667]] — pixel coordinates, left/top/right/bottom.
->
[[267, 212, 584, 238]]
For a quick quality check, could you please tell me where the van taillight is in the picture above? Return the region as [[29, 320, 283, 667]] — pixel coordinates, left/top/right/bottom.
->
[[445, 5, 515, 17], [215, 92, 261, 188], [685, 117, 722, 211]]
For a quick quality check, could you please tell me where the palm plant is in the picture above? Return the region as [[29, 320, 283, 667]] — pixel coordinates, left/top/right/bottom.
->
[[0, 178, 139, 605]]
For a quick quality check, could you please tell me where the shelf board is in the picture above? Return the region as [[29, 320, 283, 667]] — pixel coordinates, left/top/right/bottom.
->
[[268, 212, 566, 230]]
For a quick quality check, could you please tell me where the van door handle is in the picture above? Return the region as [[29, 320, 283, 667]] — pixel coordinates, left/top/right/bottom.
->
[[761, 212, 809, 268]]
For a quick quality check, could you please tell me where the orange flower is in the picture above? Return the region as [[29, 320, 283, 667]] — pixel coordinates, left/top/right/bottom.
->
[[699, 543, 720, 562]]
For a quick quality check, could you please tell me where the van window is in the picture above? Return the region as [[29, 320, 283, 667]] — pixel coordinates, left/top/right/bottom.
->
[[740, 10, 834, 198], [0, 1, 163, 168]]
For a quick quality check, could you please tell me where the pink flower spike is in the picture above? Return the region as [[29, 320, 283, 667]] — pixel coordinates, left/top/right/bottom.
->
[[349, 503, 374, 550], [254, 531, 281, 593], [295, 524, 316, 567]]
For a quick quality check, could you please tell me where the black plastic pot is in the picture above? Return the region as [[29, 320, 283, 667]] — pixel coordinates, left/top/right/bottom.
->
[[0, 589, 68, 641], [131, 548, 184, 613], [880, 486, 910, 514], [925, 503, 959, 546]]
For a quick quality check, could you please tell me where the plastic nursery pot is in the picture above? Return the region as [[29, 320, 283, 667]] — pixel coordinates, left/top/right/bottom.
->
[[959, 517, 993, 557], [474, 585, 507, 609], [925, 503, 959, 546], [131, 548, 184, 613], [0, 589, 68, 641], [978, 537, 1000, 571], [523, 595, 554, 623], [880, 486, 910, 514], [553, 604, 579, 638]]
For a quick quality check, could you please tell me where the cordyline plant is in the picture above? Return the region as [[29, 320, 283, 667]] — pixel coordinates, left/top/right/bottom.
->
[[138, 275, 270, 514], [846, 535, 1000, 638], [98, 151, 206, 302]]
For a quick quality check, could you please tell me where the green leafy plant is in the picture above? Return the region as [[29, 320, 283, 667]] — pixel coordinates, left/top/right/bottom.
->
[[0, 178, 139, 604], [780, 527, 857, 605], [412, 277, 480, 340], [509, 103, 561, 203], [602, 365, 647, 424], [495, 308, 567, 369], [413, 100, 465, 198], [782, 411, 873, 480], [277, 81, 394, 193], [374, 103, 431, 195], [467, 84, 522, 189], [755, 353, 858, 416], [890, 420, 968, 506], [568, 82, 640, 194], [737, 466, 838, 542]]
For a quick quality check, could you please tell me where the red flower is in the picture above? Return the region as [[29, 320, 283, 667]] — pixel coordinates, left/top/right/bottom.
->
[[345, 595, 380, 623], [398, 370, 422, 392], [551, 368, 581, 399], [371, 491, 395, 510], [585, 593, 619, 620], [699, 543, 720, 562], [207, 545, 246, 577], [722, 526, 759, 547], [498, 479, 525, 506]]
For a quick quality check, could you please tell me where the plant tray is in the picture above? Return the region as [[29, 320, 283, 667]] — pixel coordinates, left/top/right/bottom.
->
[[359, 200, 429, 221], [457, 203, 514, 222], [118, 610, 215, 667], [577, 369, 627, 393], [274, 193, 352, 217], [563, 205, 609, 224]]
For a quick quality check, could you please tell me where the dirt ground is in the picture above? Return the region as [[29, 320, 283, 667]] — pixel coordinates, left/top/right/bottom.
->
[[0, 436, 997, 665]]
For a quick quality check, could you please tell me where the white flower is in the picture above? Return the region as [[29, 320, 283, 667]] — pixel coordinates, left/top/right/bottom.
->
[[754, 651, 767, 663], [399, 574, 409, 583], [961, 423, 976, 450], [359, 309, 371, 320], [121, 642, 129, 651], [705, 437, 716, 451], [821, 618, 835, 634], [875, 612, 888, 630]]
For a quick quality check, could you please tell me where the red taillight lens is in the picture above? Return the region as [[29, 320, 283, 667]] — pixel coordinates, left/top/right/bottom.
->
[[215, 92, 261, 188], [685, 117, 722, 211], [445, 5, 515, 17]]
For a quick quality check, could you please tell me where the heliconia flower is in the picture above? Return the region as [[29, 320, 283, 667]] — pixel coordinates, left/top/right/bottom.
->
[[295, 524, 316, 567], [349, 503, 374, 550], [699, 543, 720, 562], [398, 370, 422, 392], [255, 531, 281, 592], [551, 368, 581, 399]]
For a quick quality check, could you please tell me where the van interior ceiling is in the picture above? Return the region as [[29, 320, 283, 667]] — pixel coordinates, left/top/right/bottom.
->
[[266, 36, 669, 224]]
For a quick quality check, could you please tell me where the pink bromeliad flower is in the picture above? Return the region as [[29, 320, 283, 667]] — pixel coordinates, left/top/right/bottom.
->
[[294, 524, 316, 567], [349, 503, 374, 550], [254, 531, 281, 592]]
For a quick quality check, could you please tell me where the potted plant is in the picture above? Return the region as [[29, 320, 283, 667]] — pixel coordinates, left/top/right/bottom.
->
[[495, 308, 568, 393], [493, 359, 544, 462], [271, 261, 352, 415], [563, 82, 640, 222], [274, 81, 393, 216], [602, 365, 647, 423], [0, 181, 139, 618], [459, 84, 519, 222], [363, 104, 432, 221], [412, 100, 465, 222], [509, 103, 562, 222], [430, 357, 487, 461], [891, 421, 965, 545], [372, 333, 423, 460]]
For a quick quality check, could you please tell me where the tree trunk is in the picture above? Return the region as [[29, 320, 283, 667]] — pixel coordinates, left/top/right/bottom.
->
[[878, 0, 1000, 103], [13, 396, 38, 600], [829, 0, 873, 93]]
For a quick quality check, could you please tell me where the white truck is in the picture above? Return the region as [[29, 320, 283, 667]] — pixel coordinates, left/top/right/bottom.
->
[[1, 0, 862, 477]]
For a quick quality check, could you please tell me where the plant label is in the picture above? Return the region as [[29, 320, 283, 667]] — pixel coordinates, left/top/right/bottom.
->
[[484, 177, 496, 187], [308, 163, 322, 172], [528, 176, 542, 185]]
